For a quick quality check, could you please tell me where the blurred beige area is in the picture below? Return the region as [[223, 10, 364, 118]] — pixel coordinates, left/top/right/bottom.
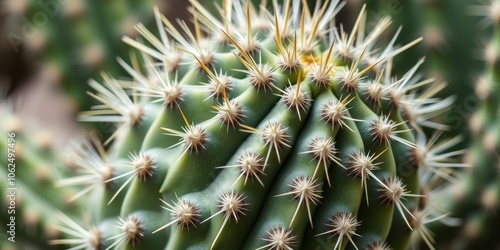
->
[[5, 71, 82, 149]]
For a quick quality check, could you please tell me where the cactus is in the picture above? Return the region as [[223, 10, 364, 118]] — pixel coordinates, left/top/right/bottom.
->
[[1, 0, 469, 249], [426, 0, 500, 248]]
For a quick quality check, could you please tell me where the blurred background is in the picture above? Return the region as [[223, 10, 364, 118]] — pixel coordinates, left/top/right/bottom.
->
[[0, 0, 496, 249], [0, 0, 190, 146]]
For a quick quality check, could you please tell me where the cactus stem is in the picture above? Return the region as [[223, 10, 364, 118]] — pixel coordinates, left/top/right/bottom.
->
[[315, 212, 361, 250], [256, 227, 297, 250], [275, 176, 322, 227]]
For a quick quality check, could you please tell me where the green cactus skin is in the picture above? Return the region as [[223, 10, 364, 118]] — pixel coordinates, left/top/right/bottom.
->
[[2, 1, 468, 249]]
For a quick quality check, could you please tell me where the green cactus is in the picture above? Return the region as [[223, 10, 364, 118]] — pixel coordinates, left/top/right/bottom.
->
[[4, 0, 159, 110], [1, 1, 470, 249], [426, 0, 500, 248]]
